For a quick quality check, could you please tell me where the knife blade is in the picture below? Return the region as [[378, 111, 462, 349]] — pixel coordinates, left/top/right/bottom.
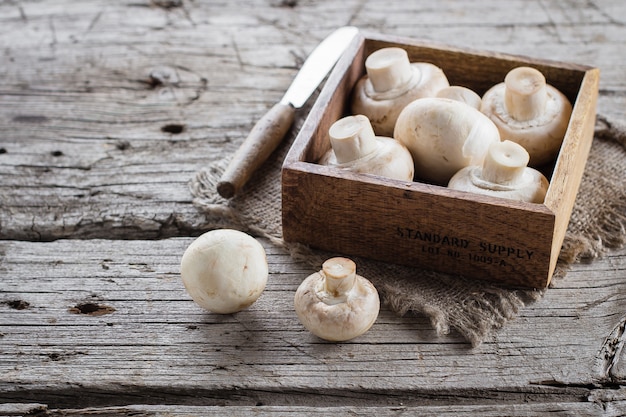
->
[[217, 26, 359, 198]]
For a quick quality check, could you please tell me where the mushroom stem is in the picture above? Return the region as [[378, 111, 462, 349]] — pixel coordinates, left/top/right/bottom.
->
[[504, 66, 548, 121], [322, 257, 357, 298], [328, 115, 379, 164], [365, 47, 415, 93], [482, 140, 529, 185]]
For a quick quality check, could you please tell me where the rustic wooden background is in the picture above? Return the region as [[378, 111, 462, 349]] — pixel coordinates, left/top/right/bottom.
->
[[1, 0, 625, 415]]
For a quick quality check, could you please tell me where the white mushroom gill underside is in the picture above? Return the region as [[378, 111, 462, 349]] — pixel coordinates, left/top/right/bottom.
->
[[489, 85, 562, 128]]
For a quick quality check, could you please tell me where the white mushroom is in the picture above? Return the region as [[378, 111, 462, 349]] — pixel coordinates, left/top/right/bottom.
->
[[180, 229, 268, 314], [448, 140, 549, 203], [393, 97, 501, 185], [436, 86, 482, 110], [318, 114, 414, 181], [350, 47, 449, 137], [294, 257, 380, 342], [480, 66, 573, 166]]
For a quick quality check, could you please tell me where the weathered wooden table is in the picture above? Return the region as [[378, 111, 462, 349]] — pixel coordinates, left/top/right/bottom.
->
[[1, 1, 625, 415]]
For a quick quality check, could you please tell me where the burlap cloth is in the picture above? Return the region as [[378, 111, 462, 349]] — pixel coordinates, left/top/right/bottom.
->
[[190, 114, 626, 347]]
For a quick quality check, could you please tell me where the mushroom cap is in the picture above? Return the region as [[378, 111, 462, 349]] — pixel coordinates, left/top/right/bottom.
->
[[180, 229, 268, 314], [481, 80, 572, 166], [294, 258, 380, 342], [436, 86, 482, 110], [448, 164, 549, 203], [351, 62, 449, 137], [394, 97, 501, 185], [448, 141, 549, 204], [319, 135, 415, 182]]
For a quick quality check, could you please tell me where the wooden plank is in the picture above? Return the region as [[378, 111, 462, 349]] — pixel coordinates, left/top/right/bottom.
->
[[0, 0, 625, 241], [2, 402, 626, 417], [1, 238, 626, 408]]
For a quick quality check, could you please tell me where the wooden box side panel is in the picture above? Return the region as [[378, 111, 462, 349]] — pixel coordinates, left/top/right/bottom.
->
[[283, 163, 556, 288], [544, 68, 600, 278]]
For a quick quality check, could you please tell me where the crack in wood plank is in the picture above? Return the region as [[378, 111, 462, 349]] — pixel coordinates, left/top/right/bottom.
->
[[597, 315, 626, 383], [0, 385, 616, 410]]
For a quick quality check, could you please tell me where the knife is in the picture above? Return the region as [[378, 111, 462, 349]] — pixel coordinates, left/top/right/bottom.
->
[[217, 26, 359, 198]]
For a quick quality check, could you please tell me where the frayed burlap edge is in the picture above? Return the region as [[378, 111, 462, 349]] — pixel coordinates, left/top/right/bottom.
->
[[189, 114, 626, 347], [558, 115, 626, 264]]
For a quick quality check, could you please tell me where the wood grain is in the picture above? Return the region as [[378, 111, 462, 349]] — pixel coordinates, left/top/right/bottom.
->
[[1, 0, 625, 414], [1, 238, 626, 408]]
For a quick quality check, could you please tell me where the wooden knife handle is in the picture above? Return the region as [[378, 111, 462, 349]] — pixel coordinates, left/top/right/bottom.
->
[[217, 102, 296, 198]]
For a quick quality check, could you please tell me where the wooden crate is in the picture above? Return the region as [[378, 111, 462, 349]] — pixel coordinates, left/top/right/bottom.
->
[[281, 31, 599, 288]]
